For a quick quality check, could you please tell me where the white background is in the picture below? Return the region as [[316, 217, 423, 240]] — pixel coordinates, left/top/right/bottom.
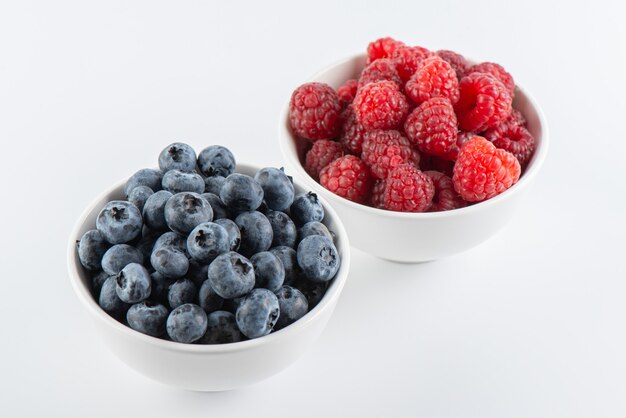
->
[[1, 1, 625, 417]]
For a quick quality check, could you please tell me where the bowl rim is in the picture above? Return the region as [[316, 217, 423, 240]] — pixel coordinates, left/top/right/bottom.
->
[[278, 53, 549, 219], [67, 163, 351, 354]]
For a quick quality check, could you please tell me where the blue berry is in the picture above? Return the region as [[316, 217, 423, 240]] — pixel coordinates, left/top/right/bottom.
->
[[127, 301, 169, 337], [234, 211, 273, 257], [92, 270, 112, 296], [149, 271, 174, 304], [220, 173, 264, 212], [135, 230, 159, 262], [186, 260, 209, 287], [142, 190, 173, 231], [116, 262, 152, 303], [204, 175, 226, 195], [168, 278, 197, 308], [164, 192, 213, 235], [290, 192, 324, 226], [162, 170, 205, 194], [235, 289, 280, 339], [124, 168, 163, 197], [197, 145, 236, 177], [101, 244, 143, 275], [214, 218, 241, 251], [201, 193, 230, 220], [158, 143, 197, 173], [96, 201, 143, 244], [251, 251, 285, 293], [99, 276, 130, 320], [254, 167, 295, 211], [78, 229, 110, 271], [292, 277, 327, 309], [275, 286, 309, 330], [297, 235, 340, 283], [127, 186, 154, 212], [186, 222, 230, 263], [153, 231, 186, 252], [208, 252, 255, 299], [198, 279, 224, 313], [150, 246, 189, 279], [269, 246, 300, 285], [297, 221, 332, 245], [198, 311, 243, 344], [166, 303, 208, 343], [266, 210, 297, 248]]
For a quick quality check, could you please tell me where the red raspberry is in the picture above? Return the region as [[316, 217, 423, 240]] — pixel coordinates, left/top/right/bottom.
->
[[367, 37, 405, 64], [339, 105, 368, 155], [452, 136, 521, 202], [439, 131, 476, 162], [383, 164, 434, 212], [404, 97, 458, 158], [370, 179, 386, 209], [405, 56, 460, 104], [484, 122, 535, 166], [507, 108, 527, 128], [353, 81, 409, 130], [466, 62, 515, 96], [358, 58, 402, 89], [424, 171, 467, 211], [320, 155, 372, 203], [361, 130, 420, 179], [337, 79, 358, 107], [289, 82, 342, 141], [419, 154, 455, 177], [391, 45, 432, 82], [304, 139, 345, 179], [455, 73, 512, 132], [436, 50, 470, 78]]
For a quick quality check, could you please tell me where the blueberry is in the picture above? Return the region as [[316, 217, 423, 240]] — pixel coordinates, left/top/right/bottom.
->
[[290, 192, 324, 226], [164, 192, 213, 235], [198, 311, 243, 344], [78, 229, 110, 270], [158, 142, 197, 173], [204, 175, 226, 195], [124, 168, 163, 197], [99, 276, 130, 320], [150, 246, 189, 279], [297, 235, 339, 283], [136, 230, 159, 262], [266, 210, 297, 248], [162, 170, 205, 194], [127, 186, 154, 212], [142, 190, 173, 231], [127, 301, 169, 337], [253, 167, 295, 211], [186, 222, 230, 263], [186, 260, 210, 287], [274, 286, 309, 330], [166, 303, 208, 343], [197, 145, 236, 177], [201, 193, 230, 220], [208, 252, 255, 299], [115, 262, 152, 303], [234, 211, 273, 257], [251, 251, 285, 293], [91, 270, 112, 296], [96, 201, 143, 244], [167, 278, 197, 308], [221, 297, 245, 314], [101, 244, 143, 275], [198, 279, 224, 313], [220, 173, 264, 212], [149, 271, 174, 304], [292, 277, 327, 309], [269, 246, 300, 285], [153, 231, 186, 252], [297, 221, 332, 245], [215, 218, 241, 251], [235, 289, 280, 339]]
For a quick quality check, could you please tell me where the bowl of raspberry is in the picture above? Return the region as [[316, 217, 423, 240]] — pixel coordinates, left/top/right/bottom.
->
[[279, 37, 548, 263]]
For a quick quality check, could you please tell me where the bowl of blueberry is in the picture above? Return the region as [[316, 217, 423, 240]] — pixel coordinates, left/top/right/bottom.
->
[[68, 143, 350, 391], [279, 37, 549, 263]]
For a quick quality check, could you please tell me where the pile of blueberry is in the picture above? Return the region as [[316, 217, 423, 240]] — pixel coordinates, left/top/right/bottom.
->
[[77, 143, 341, 344]]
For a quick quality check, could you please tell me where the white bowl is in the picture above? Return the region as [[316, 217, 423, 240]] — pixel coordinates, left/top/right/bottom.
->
[[279, 54, 549, 263], [67, 163, 350, 391]]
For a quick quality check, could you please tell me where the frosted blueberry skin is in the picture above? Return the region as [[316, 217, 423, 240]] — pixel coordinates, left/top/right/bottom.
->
[[78, 229, 110, 271], [208, 252, 255, 299], [201, 193, 230, 220], [99, 276, 130, 320], [153, 231, 186, 252], [214, 218, 241, 252], [115, 262, 152, 304], [235, 289, 280, 339], [204, 175, 226, 195], [158, 142, 197, 173], [297, 221, 332, 246], [251, 251, 285, 293], [101, 244, 144, 275], [127, 186, 154, 212], [266, 210, 297, 248], [234, 211, 273, 258], [167, 278, 198, 309], [150, 246, 189, 279], [142, 190, 173, 231], [290, 192, 324, 226], [198, 279, 224, 313], [186, 222, 230, 263], [254, 167, 295, 211], [124, 168, 163, 197], [96, 201, 143, 244], [126, 301, 169, 337], [166, 303, 208, 343], [197, 145, 236, 178], [274, 286, 309, 330], [220, 173, 264, 212], [198, 311, 244, 344], [292, 277, 327, 309], [162, 170, 205, 194], [185, 260, 210, 288], [164, 192, 213, 235], [269, 246, 300, 286], [297, 235, 340, 283], [149, 271, 174, 305], [91, 270, 112, 297]]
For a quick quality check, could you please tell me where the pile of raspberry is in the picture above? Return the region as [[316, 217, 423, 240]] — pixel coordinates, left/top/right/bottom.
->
[[288, 37, 535, 212]]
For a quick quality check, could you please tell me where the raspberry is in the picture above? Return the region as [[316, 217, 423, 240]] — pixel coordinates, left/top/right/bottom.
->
[[391, 45, 432, 82], [383, 164, 434, 212], [436, 50, 470, 78], [454, 73, 512, 132], [361, 130, 420, 179], [424, 171, 467, 211], [319, 155, 372, 203], [366, 37, 405, 64], [404, 97, 458, 158], [484, 122, 535, 166], [304, 139, 345, 179], [439, 131, 476, 162], [358, 59, 402, 89], [466, 62, 515, 96], [419, 154, 455, 176], [452, 136, 521, 202], [370, 179, 386, 209], [337, 79, 358, 107], [289, 82, 342, 141], [353, 81, 409, 130], [405, 56, 460, 104], [508, 108, 527, 128], [339, 105, 368, 155]]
